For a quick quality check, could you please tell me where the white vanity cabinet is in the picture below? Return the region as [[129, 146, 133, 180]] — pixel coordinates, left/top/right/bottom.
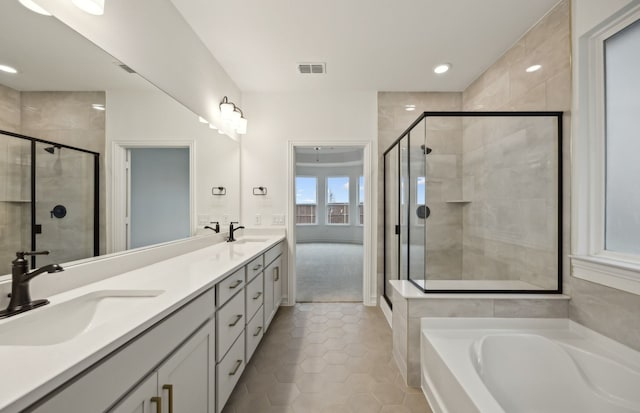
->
[[32, 289, 216, 413], [264, 242, 285, 330], [11, 237, 286, 413], [111, 318, 214, 413]]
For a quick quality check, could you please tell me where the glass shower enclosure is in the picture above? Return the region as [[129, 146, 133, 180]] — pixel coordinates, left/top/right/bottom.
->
[[0, 130, 99, 273], [383, 112, 563, 304]]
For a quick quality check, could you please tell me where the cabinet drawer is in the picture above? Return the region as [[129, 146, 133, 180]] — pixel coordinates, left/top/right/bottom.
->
[[217, 267, 245, 307], [245, 272, 264, 321], [246, 306, 264, 362], [247, 255, 264, 281], [265, 241, 284, 266], [216, 291, 245, 361], [217, 332, 245, 413]]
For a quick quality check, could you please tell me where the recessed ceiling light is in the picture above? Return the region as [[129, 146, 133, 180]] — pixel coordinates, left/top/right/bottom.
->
[[0, 64, 18, 74], [526, 64, 542, 73], [405, 104, 416, 111], [91, 103, 105, 111], [209, 123, 217, 130], [18, 0, 51, 15], [198, 116, 208, 124], [72, 0, 105, 15], [433, 63, 451, 74]]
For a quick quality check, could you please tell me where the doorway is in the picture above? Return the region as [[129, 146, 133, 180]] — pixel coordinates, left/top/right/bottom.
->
[[128, 148, 190, 249], [111, 141, 195, 253], [293, 145, 367, 302]]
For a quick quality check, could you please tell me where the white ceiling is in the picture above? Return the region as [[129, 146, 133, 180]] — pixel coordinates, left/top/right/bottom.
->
[[0, 0, 152, 92], [170, 0, 561, 93]]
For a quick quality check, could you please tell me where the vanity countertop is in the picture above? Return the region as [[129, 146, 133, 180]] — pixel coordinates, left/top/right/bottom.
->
[[0, 233, 285, 413]]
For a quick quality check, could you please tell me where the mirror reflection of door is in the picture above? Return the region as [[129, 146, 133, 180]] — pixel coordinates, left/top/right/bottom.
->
[[127, 148, 190, 249]]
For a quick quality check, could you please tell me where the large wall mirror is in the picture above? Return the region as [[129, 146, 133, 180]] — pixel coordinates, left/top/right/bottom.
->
[[0, 0, 240, 274]]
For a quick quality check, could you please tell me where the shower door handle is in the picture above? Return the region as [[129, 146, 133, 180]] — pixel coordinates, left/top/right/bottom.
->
[[395, 225, 400, 235]]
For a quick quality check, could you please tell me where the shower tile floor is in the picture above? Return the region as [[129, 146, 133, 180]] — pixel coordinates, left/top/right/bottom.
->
[[222, 303, 432, 413], [296, 243, 363, 302]]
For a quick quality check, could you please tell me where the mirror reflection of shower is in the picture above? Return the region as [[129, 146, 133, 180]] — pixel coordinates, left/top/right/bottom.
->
[[43, 144, 61, 154]]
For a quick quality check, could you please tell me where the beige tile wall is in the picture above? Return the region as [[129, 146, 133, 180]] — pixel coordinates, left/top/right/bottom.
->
[[21, 91, 106, 266], [0, 84, 27, 273], [377, 92, 462, 293], [0, 88, 106, 274], [460, 0, 570, 289]]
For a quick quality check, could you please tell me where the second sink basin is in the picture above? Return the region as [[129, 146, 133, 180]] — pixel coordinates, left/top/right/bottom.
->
[[0, 289, 164, 346]]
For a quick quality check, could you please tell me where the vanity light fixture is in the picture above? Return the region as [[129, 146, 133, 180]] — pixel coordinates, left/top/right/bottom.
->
[[433, 63, 451, 74], [526, 64, 542, 73], [18, 0, 51, 16], [72, 0, 105, 15], [219, 96, 248, 135], [91, 103, 105, 111], [0, 64, 18, 74], [405, 104, 416, 111]]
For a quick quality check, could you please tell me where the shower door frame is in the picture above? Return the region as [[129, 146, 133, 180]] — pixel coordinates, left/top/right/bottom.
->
[[0, 129, 100, 268], [382, 111, 564, 302]]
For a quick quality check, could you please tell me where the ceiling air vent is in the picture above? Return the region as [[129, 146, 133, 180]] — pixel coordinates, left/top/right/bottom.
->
[[114, 61, 136, 74], [297, 62, 326, 74]]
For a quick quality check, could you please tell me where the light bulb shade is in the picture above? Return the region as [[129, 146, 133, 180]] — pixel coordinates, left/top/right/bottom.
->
[[19, 0, 52, 16], [72, 0, 104, 15], [237, 117, 248, 135], [220, 102, 234, 120], [230, 109, 241, 128]]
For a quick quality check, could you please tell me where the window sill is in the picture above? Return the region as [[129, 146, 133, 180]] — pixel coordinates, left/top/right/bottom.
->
[[571, 254, 640, 296]]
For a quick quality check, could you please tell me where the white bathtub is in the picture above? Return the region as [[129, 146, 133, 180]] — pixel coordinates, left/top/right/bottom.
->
[[420, 318, 640, 413]]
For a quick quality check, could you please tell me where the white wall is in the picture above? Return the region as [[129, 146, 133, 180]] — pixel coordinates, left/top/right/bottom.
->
[[106, 89, 240, 246], [240, 91, 377, 226], [38, 0, 241, 135]]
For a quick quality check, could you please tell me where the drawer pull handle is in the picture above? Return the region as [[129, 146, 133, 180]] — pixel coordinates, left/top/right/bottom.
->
[[274, 267, 279, 281], [151, 396, 162, 413], [229, 314, 243, 327], [253, 326, 263, 337], [229, 359, 243, 376], [162, 384, 174, 413], [229, 279, 242, 289], [252, 264, 262, 271], [253, 291, 262, 300]]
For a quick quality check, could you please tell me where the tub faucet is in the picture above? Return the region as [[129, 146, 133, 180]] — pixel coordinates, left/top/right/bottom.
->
[[0, 251, 64, 319], [205, 221, 220, 233], [227, 222, 245, 242]]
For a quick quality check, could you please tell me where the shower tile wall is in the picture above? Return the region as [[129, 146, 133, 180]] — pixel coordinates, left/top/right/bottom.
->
[[0, 84, 28, 274], [0, 87, 105, 274], [377, 92, 462, 290], [422, 116, 464, 280], [21, 91, 105, 267], [460, 0, 570, 289]]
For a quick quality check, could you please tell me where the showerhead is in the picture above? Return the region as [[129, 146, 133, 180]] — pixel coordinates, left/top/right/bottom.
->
[[44, 145, 61, 154]]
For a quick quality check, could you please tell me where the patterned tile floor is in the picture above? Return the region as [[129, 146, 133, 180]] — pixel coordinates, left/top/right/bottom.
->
[[222, 303, 432, 413]]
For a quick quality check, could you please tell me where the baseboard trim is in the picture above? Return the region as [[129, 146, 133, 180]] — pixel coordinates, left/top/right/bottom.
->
[[380, 296, 392, 328]]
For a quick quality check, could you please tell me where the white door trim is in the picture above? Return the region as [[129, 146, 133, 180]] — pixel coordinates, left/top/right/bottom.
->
[[110, 140, 196, 253], [287, 140, 377, 306]]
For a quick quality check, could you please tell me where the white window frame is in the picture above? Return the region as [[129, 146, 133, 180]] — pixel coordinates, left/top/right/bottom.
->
[[294, 175, 318, 226], [357, 175, 365, 226], [326, 176, 350, 226], [571, 5, 640, 295]]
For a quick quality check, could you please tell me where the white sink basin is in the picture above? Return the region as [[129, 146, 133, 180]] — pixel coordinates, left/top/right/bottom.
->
[[0, 289, 164, 346], [234, 237, 270, 245]]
